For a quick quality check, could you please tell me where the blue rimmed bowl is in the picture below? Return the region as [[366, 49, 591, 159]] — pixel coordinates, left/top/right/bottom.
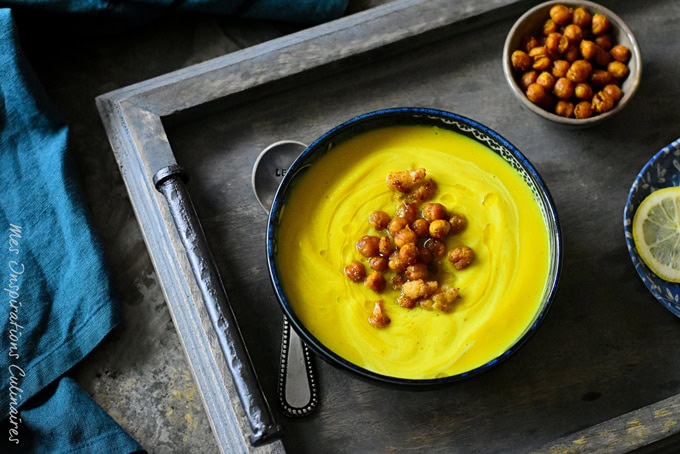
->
[[624, 138, 680, 317], [266, 107, 563, 386]]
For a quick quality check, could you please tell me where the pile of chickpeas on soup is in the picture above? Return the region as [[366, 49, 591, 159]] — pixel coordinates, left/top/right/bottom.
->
[[510, 4, 631, 119]]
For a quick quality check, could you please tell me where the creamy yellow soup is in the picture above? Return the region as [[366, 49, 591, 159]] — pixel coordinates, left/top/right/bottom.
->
[[274, 124, 552, 379]]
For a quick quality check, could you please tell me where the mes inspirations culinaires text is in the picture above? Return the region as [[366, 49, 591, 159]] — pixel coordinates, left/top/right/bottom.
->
[[6, 223, 25, 445]]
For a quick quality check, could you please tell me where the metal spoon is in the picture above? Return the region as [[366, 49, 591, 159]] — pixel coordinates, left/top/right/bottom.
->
[[252, 140, 318, 418]]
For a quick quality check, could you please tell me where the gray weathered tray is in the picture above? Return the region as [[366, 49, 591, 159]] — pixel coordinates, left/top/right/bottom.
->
[[97, 0, 680, 452]]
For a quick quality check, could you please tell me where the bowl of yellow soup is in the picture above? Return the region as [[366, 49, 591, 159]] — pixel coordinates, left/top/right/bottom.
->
[[267, 107, 562, 385]]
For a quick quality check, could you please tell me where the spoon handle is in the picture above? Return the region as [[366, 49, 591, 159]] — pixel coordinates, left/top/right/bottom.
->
[[278, 316, 318, 417]]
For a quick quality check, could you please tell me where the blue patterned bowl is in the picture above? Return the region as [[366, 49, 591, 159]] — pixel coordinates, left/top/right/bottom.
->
[[267, 107, 563, 385], [624, 138, 680, 317]]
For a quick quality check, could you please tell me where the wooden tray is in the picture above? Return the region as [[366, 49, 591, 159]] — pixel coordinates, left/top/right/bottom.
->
[[97, 0, 680, 452]]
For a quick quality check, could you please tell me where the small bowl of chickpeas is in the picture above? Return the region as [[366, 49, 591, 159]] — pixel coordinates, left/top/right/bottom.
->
[[503, 1, 641, 126]]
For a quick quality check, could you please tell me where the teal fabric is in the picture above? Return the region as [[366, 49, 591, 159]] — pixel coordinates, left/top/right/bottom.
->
[[0, 1, 348, 452], [7, 377, 144, 452], [0, 0, 349, 24], [0, 7, 143, 452]]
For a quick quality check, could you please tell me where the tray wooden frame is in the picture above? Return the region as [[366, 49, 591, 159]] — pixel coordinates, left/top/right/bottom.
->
[[96, 0, 680, 452]]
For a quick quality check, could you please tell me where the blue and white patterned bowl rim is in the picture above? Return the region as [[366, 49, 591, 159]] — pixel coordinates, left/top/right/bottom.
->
[[623, 138, 680, 318], [267, 107, 563, 385]]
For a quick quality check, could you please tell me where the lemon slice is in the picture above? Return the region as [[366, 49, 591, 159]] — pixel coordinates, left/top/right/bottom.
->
[[632, 186, 680, 283]]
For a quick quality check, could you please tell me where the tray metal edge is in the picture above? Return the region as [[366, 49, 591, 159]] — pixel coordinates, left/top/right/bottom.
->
[[95, 97, 285, 454], [97, 0, 529, 116]]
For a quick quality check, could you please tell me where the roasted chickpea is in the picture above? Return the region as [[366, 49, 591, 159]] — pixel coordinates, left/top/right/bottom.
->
[[511, 50, 532, 72], [536, 71, 556, 90], [594, 46, 611, 66], [533, 56, 552, 71], [572, 6, 592, 27], [527, 82, 549, 104], [344, 260, 366, 282], [594, 34, 613, 51], [553, 77, 574, 99], [429, 219, 451, 240], [388, 252, 407, 273], [388, 217, 408, 235], [356, 235, 380, 257], [397, 294, 416, 309], [368, 300, 390, 327], [393, 227, 417, 248], [610, 44, 630, 62], [591, 13, 611, 35], [386, 170, 413, 193], [590, 68, 613, 86], [608, 61, 629, 79], [424, 238, 447, 259], [552, 60, 571, 78], [396, 201, 418, 223], [545, 33, 569, 55], [417, 246, 433, 264], [549, 4, 572, 26], [543, 19, 560, 35], [398, 242, 419, 265], [592, 90, 615, 113], [563, 24, 583, 44], [564, 46, 581, 63], [522, 35, 540, 53], [603, 84, 623, 102], [528, 45, 547, 59], [368, 256, 389, 272], [422, 203, 447, 221], [448, 246, 475, 270], [555, 100, 575, 118], [411, 179, 437, 203], [566, 60, 592, 83], [378, 235, 392, 256], [401, 279, 438, 300], [411, 218, 430, 237], [519, 71, 538, 90], [580, 40, 598, 60], [369, 210, 390, 230], [405, 263, 429, 281], [392, 274, 406, 290], [430, 286, 460, 312], [449, 213, 467, 234], [574, 82, 593, 99], [574, 101, 594, 119], [365, 271, 386, 293]]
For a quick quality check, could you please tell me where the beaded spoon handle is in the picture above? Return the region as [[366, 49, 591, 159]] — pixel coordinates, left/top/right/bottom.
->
[[252, 140, 318, 418]]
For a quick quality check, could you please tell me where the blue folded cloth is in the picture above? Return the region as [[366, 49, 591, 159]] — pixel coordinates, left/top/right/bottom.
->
[[0, 8, 144, 452], [0, 1, 347, 452]]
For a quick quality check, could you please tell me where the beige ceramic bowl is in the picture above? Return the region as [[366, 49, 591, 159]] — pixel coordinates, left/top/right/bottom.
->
[[503, 0, 641, 127]]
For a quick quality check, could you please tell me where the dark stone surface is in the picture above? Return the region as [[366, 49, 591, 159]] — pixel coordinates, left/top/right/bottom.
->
[[12, 0, 680, 452]]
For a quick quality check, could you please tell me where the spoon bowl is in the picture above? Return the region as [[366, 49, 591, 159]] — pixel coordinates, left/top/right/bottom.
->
[[252, 140, 306, 212]]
